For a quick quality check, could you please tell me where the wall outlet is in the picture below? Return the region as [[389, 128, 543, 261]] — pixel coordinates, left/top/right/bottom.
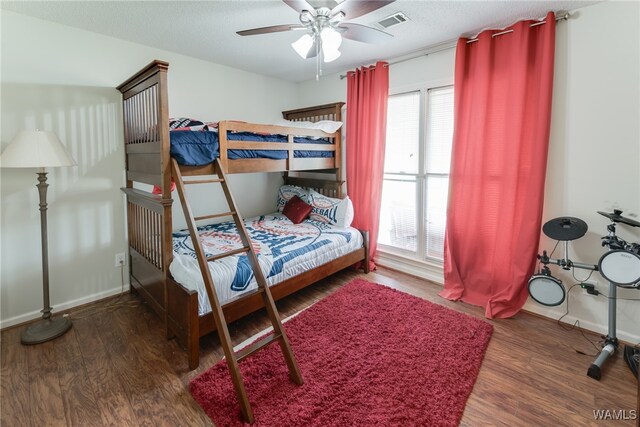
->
[[115, 252, 126, 267]]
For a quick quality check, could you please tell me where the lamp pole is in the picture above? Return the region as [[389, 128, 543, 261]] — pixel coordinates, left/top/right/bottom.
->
[[20, 169, 73, 344], [38, 170, 52, 321]]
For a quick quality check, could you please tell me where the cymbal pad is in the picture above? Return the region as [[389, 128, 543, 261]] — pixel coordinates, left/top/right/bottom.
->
[[542, 216, 588, 241], [597, 210, 640, 228]]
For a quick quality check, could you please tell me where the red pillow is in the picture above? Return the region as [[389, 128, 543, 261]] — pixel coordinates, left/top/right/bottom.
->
[[282, 195, 312, 224]]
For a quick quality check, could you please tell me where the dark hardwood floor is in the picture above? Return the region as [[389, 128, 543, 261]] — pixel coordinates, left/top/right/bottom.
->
[[2, 267, 638, 426]]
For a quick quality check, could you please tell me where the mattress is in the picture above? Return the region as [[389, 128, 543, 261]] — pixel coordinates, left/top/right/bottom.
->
[[170, 213, 363, 315], [170, 131, 334, 166]]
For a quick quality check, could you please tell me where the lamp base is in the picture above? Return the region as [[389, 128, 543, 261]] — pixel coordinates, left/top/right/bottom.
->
[[21, 316, 72, 345]]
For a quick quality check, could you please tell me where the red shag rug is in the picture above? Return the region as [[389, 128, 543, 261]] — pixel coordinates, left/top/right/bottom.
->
[[190, 279, 493, 426]]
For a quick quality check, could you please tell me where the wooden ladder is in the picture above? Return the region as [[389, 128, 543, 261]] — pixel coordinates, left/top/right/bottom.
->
[[171, 158, 303, 424]]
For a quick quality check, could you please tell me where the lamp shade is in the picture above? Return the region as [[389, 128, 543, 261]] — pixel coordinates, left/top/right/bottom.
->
[[0, 130, 76, 168], [320, 27, 342, 51], [323, 47, 341, 63], [292, 34, 314, 59], [320, 27, 342, 63]]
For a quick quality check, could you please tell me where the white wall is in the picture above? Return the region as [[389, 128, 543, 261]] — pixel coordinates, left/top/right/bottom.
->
[[527, 1, 640, 343], [296, 48, 455, 105], [0, 11, 298, 328], [296, 1, 640, 343]]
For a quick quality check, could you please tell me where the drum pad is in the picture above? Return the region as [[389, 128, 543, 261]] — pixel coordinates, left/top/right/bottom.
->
[[542, 217, 588, 241]]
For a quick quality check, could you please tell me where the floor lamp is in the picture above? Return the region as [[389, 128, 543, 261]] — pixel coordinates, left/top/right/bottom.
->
[[0, 130, 76, 344]]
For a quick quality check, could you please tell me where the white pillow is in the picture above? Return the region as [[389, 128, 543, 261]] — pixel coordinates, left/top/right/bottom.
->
[[274, 119, 343, 135], [276, 185, 309, 212], [307, 190, 354, 228]]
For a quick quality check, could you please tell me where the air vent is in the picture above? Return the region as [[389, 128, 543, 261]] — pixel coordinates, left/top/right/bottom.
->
[[376, 12, 409, 30]]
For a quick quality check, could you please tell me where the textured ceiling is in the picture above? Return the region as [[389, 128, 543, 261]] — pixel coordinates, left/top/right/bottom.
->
[[2, 0, 598, 82]]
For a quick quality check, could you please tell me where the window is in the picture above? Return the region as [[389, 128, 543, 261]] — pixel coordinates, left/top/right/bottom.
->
[[378, 86, 454, 262]]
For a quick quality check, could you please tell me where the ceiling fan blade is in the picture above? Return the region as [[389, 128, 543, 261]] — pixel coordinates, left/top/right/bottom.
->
[[308, 0, 335, 9], [283, 0, 316, 15], [338, 23, 392, 44], [237, 24, 305, 36], [331, 0, 395, 20]]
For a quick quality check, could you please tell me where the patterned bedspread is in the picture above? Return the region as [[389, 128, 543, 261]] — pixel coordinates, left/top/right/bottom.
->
[[170, 213, 363, 315]]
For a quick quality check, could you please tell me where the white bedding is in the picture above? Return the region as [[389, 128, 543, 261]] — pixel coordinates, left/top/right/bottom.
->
[[170, 213, 363, 315]]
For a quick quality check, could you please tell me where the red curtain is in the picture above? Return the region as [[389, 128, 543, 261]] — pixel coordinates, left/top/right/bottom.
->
[[440, 13, 556, 318], [346, 61, 389, 271]]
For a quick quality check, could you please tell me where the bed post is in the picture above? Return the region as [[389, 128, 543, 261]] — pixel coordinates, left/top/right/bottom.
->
[[156, 64, 173, 338], [361, 230, 370, 274], [218, 121, 229, 173], [332, 103, 344, 198]]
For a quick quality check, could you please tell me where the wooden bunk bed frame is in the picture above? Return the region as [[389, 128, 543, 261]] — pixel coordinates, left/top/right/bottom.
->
[[117, 60, 369, 370]]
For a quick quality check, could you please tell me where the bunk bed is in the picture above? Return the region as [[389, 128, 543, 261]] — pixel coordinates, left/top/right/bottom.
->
[[117, 60, 369, 370]]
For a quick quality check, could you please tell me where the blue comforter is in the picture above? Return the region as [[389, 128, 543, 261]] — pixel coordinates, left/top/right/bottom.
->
[[170, 131, 334, 166]]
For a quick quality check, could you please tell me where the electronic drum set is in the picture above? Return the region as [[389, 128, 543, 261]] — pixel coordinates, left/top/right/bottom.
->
[[528, 210, 640, 380]]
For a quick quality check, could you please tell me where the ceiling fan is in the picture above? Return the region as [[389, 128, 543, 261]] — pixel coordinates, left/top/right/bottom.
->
[[237, 0, 396, 66]]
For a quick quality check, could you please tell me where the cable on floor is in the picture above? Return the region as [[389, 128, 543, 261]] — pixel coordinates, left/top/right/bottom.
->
[[556, 283, 602, 357]]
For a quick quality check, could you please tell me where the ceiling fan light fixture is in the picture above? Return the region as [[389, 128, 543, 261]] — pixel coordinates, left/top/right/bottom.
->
[[320, 27, 342, 63], [292, 33, 314, 58], [320, 27, 342, 51], [323, 47, 341, 63]]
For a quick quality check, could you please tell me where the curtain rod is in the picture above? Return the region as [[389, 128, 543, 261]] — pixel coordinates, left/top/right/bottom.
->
[[339, 12, 570, 80]]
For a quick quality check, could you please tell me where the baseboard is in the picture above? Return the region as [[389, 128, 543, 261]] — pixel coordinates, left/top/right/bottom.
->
[[0, 284, 131, 330], [375, 251, 444, 284], [523, 302, 640, 344], [375, 252, 639, 344]]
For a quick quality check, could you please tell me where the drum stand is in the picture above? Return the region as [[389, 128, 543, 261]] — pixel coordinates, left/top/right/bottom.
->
[[587, 282, 618, 380], [539, 242, 617, 380]]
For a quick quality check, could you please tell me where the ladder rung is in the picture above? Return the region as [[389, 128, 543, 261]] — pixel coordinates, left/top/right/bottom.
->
[[207, 246, 251, 262], [194, 211, 236, 221], [236, 333, 282, 362], [184, 178, 224, 185]]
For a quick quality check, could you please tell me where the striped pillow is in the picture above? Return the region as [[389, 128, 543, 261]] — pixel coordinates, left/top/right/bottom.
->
[[307, 190, 354, 228]]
